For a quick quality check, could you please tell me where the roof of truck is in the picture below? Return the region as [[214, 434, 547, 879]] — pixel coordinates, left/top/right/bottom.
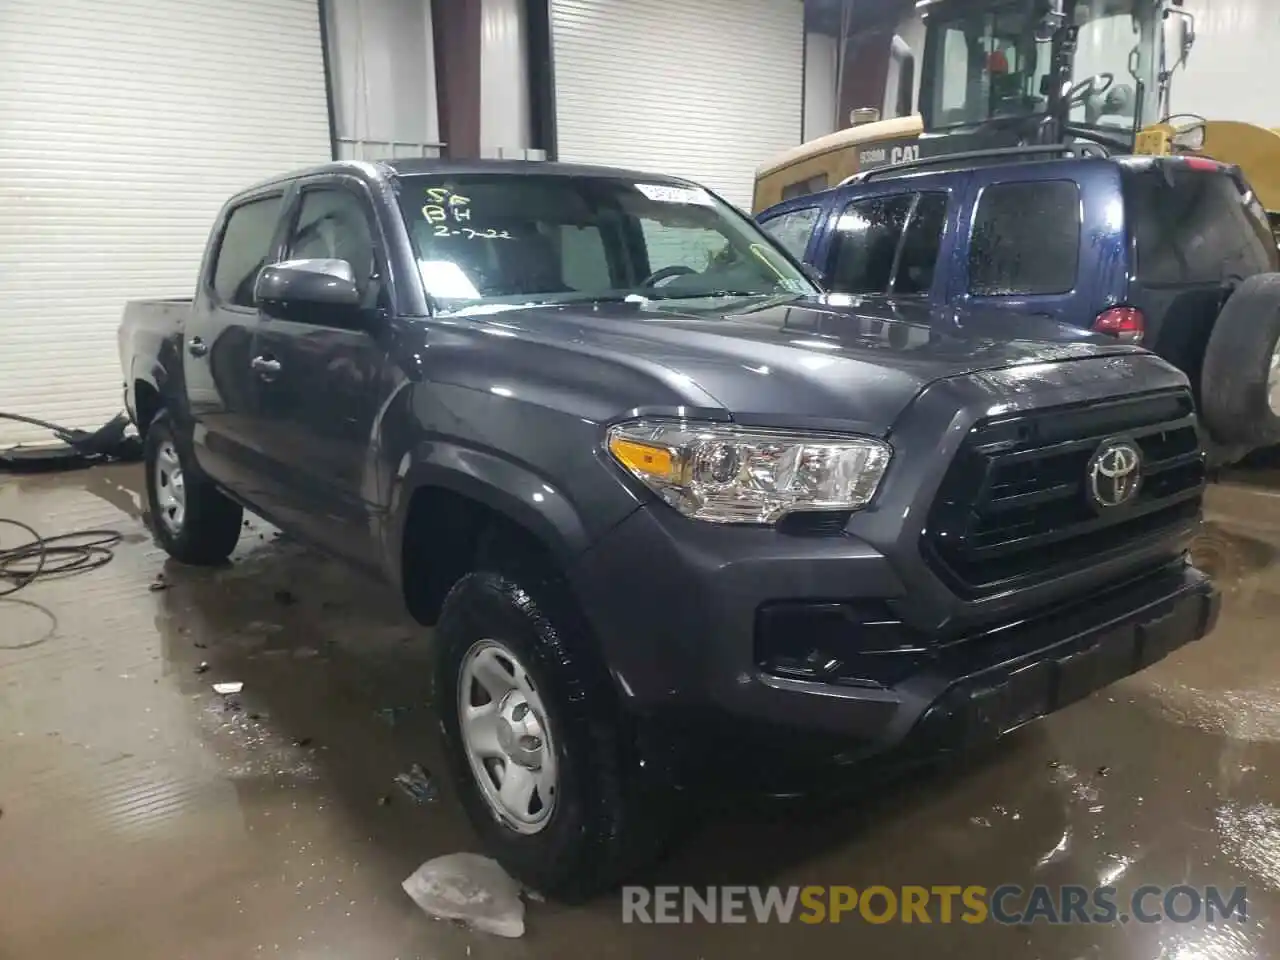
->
[[235, 157, 702, 198], [385, 157, 695, 182]]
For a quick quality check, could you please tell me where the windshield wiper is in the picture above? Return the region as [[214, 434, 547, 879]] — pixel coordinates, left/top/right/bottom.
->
[[552, 294, 647, 305], [552, 290, 806, 306], [644, 290, 796, 301]]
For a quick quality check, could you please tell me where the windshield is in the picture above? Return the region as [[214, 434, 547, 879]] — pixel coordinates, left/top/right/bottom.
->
[[926, 4, 1053, 127], [396, 174, 816, 313], [1069, 0, 1159, 130], [925, 0, 1161, 132]]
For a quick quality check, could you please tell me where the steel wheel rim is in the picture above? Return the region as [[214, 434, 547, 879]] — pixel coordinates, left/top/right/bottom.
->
[[1269, 337, 1280, 417], [457, 638, 557, 834], [154, 442, 186, 535]]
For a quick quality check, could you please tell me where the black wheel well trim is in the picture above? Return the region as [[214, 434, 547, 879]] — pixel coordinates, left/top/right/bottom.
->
[[395, 463, 589, 625]]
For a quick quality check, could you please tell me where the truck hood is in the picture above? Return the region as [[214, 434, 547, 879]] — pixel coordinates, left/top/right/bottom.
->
[[454, 295, 1146, 433]]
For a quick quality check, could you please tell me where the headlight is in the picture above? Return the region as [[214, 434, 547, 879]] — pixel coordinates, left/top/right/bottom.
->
[[606, 419, 891, 524]]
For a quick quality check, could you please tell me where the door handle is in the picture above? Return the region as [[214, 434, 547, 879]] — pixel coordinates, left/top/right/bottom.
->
[[187, 336, 208, 358], [251, 355, 282, 380]]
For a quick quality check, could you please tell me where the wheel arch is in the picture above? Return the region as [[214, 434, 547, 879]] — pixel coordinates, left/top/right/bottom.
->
[[393, 449, 592, 625]]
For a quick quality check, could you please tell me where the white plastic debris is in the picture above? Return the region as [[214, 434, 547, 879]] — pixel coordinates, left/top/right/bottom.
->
[[212, 682, 244, 695], [402, 853, 525, 938]]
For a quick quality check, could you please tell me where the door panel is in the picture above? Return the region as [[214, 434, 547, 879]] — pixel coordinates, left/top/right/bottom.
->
[[183, 192, 284, 499], [248, 180, 391, 570], [250, 321, 388, 568]]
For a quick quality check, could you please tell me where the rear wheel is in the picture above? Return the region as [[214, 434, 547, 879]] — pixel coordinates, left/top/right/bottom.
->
[[144, 410, 242, 565], [434, 570, 670, 901], [1199, 274, 1280, 451]]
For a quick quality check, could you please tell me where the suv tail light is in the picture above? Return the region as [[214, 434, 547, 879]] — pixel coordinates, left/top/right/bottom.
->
[[1092, 306, 1145, 343]]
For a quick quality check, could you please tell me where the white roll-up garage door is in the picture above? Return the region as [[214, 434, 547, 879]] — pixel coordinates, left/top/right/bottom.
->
[[551, 0, 803, 209], [0, 0, 331, 447]]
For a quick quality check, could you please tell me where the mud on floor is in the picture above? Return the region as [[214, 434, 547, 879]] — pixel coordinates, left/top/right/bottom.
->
[[3, 464, 1280, 959]]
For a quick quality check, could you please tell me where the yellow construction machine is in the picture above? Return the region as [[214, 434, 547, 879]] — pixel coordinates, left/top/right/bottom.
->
[[755, 0, 1280, 234]]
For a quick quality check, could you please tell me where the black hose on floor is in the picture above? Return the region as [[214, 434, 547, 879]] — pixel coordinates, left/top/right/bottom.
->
[[0, 518, 123, 598], [0, 411, 142, 471]]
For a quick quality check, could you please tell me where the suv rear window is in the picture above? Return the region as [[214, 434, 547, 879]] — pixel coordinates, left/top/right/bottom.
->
[[1122, 164, 1279, 284], [969, 180, 1080, 296]]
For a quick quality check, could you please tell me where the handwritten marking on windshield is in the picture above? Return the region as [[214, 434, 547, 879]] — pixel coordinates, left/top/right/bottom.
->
[[432, 226, 514, 240], [423, 187, 514, 240]]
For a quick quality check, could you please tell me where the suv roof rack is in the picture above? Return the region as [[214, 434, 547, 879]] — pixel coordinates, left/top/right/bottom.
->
[[838, 143, 1106, 187]]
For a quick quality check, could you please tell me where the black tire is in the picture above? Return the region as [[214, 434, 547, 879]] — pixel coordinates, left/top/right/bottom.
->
[[1203, 438, 1254, 471], [144, 410, 242, 565], [1199, 273, 1280, 448], [434, 570, 669, 902]]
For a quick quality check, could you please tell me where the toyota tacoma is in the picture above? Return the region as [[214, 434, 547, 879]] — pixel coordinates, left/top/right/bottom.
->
[[118, 158, 1219, 900]]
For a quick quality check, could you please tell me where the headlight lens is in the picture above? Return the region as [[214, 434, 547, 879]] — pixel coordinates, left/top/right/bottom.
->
[[606, 420, 891, 524]]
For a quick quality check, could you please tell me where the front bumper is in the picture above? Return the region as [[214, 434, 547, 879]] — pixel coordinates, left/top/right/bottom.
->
[[892, 560, 1217, 756], [571, 504, 1216, 755]]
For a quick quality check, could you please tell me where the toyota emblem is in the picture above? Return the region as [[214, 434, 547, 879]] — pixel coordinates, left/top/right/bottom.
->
[[1088, 439, 1143, 509]]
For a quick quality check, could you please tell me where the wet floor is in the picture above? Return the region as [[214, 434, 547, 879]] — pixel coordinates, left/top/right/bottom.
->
[[3, 463, 1280, 959]]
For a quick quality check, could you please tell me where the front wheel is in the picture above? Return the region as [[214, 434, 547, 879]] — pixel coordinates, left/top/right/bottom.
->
[[144, 410, 243, 565], [434, 571, 669, 901]]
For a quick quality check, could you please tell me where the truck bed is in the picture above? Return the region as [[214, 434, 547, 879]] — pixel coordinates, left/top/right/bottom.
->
[[118, 298, 192, 426]]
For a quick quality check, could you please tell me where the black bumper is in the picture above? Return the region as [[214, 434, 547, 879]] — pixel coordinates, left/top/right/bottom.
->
[[572, 505, 1215, 755], [899, 561, 1217, 755]]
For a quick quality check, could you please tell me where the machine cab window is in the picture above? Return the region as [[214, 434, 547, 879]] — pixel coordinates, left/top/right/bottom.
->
[[927, 6, 1054, 128], [921, 0, 1164, 135]]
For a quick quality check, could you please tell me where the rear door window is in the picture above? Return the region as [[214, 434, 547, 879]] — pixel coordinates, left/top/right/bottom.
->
[[212, 195, 283, 307], [969, 180, 1080, 296], [1122, 165, 1279, 284], [760, 206, 822, 260]]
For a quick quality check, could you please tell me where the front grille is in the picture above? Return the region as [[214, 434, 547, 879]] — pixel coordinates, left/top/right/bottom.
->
[[924, 390, 1205, 597]]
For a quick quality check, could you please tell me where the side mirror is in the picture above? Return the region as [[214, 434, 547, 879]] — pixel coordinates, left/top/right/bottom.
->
[[255, 259, 361, 322]]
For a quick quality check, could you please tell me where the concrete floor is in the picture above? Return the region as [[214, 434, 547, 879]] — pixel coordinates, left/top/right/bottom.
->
[[3, 464, 1280, 959]]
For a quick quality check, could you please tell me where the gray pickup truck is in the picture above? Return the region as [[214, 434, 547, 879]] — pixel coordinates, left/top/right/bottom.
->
[[118, 158, 1219, 900]]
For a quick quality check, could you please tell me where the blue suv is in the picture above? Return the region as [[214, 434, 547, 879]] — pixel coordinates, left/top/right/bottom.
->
[[758, 149, 1280, 463]]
